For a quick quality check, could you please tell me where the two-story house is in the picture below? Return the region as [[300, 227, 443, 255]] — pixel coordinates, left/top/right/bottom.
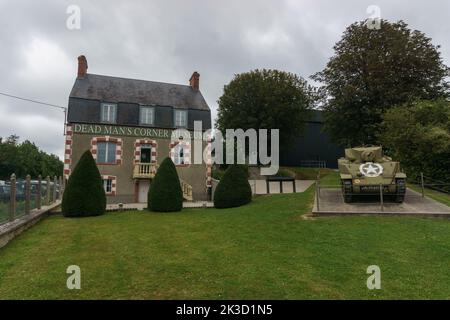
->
[[64, 55, 212, 203]]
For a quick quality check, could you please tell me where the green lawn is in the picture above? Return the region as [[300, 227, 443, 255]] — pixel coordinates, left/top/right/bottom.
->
[[283, 167, 340, 187], [408, 184, 450, 207], [0, 187, 449, 299]]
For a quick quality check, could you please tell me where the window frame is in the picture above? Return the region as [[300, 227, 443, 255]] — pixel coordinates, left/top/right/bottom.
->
[[100, 103, 117, 123], [174, 109, 188, 128], [96, 141, 117, 164], [139, 106, 155, 126], [173, 144, 185, 166], [103, 179, 113, 194]]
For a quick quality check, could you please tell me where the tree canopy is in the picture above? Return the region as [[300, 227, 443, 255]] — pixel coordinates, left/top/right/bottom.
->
[[0, 135, 63, 179], [380, 99, 450, 188], [313, 20, 449, 146], [216, 69, 315, 150]]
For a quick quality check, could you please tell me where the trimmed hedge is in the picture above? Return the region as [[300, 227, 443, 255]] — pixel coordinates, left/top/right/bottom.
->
[[214, 165, 252, 209], [148, 157, 183, 212], [62, 150, 106, 217]]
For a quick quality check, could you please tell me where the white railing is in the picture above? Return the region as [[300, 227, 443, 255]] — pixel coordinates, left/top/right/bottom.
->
[[180, 179, 193, 201], [133, 163, 157, 179]]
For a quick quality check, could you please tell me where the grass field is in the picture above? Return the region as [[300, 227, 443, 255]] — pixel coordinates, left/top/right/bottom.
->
[[283, 167, 340, 187], [0, 186, 449, 299]]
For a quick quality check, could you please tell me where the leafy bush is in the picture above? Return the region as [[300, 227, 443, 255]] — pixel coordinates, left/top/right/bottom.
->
[[62, 150, 106, 217], [380, 99, 450, 191], [214, 165, 252, 209], [148, 157, 183, 212]]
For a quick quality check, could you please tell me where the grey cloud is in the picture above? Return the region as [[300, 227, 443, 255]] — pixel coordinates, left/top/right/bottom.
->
[[0, 0, 449, 159]]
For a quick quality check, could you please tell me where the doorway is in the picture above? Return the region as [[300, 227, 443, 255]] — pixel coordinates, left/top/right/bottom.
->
[[138, 180, 150, 203]]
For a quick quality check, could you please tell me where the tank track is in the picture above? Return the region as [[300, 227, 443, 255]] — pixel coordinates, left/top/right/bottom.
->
[[395, 178, 406, 203], [342, 180, 353, 203]]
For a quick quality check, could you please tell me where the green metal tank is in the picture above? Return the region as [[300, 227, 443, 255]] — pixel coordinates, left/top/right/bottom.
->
[[338, 146, 406, 203]]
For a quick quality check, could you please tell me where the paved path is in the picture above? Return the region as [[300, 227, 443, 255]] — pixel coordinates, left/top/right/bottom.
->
[[107, 201, 214, 211], [249, 180, 315, 195], [313, 188, 450, 218]]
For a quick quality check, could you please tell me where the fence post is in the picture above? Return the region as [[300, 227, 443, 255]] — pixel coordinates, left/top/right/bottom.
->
[[62, 175, 66, 195], [9, 173, 16, 221], [25, 174, 31, 215], [53, 175, 57, 203], [317, 170, 321, 198], [420, 172, 425, 198], [316, 174, 320, 212], [36, 175, 42, 210], [58, 176, 63, 200], [379, 184, 384, 212], [45, 176, 51, 205]]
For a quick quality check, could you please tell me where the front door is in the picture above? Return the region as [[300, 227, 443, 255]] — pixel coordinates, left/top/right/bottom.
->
[[138, 180, 150, 203], [140, 146, 152, 163]]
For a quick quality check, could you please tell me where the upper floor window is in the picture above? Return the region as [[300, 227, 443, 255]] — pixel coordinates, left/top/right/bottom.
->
[[101, 103, 117, 123], [140, 106, 155, 125], [97, 142, 117, 164], [174, 109, 187, 128]]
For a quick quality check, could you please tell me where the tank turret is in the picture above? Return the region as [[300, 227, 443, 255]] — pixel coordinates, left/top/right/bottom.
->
[[338, 146, 406, 203]]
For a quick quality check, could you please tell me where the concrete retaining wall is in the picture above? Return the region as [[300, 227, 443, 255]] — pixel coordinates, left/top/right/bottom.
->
[[0, 202, 60, 249]]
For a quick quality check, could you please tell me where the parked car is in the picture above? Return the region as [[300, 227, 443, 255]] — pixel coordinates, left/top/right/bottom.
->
[[0, 185, 11, 203]]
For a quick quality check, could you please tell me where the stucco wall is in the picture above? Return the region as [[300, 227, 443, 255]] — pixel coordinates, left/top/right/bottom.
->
[[69, 128, 209, 203]]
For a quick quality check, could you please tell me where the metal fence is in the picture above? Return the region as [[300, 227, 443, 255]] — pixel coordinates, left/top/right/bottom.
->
[[0, 174, 64, 226], [299, 160, 327, 168], [315, 172, 450, 213]]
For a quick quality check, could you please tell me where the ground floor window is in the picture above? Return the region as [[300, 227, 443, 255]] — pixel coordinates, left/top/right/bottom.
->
[[101, 175, 117, 196], [103, 179, 112, 193]]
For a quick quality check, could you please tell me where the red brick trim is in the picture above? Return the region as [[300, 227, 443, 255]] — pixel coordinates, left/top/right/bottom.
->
[[91, 136, 123, 165], [134, 139, 157, 164], [64, 124, 73, 179], [169, 140, 191, 166], [205, 134, 213, 187], [101, 175, 117, 196]]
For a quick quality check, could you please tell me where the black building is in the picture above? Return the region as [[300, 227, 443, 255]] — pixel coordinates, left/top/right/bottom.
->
[[280, 110, 344, 169]]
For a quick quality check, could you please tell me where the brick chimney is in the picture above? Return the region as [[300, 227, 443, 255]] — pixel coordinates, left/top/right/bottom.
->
[[189, 71, 200, 90], [77, 55, 88, 78]]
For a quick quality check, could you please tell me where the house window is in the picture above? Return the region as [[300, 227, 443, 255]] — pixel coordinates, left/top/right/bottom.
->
[[103, 179, 113, 193], [97, 142, 117, 164], [140, 144, 152, 163], [174, 109, 187, 127], [173, 144, 185, 165], [101, 103, 117, 123], [140, 106, 155, 125]]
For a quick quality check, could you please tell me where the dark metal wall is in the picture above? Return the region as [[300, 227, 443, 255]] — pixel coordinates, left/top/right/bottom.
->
[[280, 114, 344, 169]]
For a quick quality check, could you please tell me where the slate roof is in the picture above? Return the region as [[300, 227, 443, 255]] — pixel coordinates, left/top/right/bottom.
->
[[69, 73, 210, 111]]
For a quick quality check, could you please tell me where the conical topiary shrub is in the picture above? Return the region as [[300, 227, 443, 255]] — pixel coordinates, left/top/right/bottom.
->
[[214, 165, 252, 208], [148, 157, 183, 212], [62, 150, 106, 217]]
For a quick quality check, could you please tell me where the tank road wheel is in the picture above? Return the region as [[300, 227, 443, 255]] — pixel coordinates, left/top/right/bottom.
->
[[395, 178, 406, 203], [342, 180, 353, 203]]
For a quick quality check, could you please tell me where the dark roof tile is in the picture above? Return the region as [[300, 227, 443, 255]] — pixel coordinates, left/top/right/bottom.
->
[[69, 73, 210, 111]]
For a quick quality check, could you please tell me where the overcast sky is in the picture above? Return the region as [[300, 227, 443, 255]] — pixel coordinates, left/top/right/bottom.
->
[[1, 0, 449, 159]]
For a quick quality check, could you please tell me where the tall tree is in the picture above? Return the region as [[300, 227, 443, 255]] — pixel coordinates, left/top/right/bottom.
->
[[380, 99, 450, 188], [313, 20, 449, 146], [216, 69, 315, 156], [0, 135, 63, 179]]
